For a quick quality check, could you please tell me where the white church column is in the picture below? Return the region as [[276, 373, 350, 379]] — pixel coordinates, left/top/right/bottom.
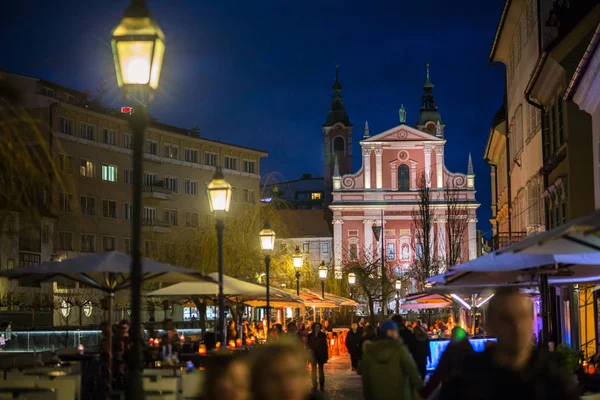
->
[[390, 161, 398, 190], [363, 147, 372, 189], [333, 219, 344, 279], [468, 218, 477, 260], [424, 145, 432, 188], [363, 219, 374, 255], [438, 219, 446, 267], [435, 145, 444, 189], [375, 147, 383, 189], [410, 160, 417, 190]]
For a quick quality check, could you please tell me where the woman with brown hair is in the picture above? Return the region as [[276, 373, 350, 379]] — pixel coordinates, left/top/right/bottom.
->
[[203, 352, 250, 400]]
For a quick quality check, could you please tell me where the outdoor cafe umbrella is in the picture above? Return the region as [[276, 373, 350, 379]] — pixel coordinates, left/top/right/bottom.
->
[[0, 251, 212, 396]]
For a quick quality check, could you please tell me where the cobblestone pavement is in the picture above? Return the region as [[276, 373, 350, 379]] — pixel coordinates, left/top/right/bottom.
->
[[322, 354, 363, 400]]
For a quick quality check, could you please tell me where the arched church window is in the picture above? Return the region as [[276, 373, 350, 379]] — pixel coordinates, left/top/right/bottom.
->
[[398, 164, 410, 191], [333, 136, 345, 163], [401, 244, 409, 260]]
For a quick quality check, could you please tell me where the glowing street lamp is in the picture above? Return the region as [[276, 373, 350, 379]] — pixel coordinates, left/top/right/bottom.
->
[[395, 279, 402, 313], [319, 261, 328, 299], [259, 224, 276, 330], [348, 272, 356, 286], [293, 246, 303, 296]]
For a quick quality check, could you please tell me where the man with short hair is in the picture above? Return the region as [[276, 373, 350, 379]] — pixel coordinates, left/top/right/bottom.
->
[[361, 320, 422, 400], [439, 287, 578, 400]]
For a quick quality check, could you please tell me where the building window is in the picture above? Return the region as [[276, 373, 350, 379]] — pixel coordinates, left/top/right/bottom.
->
[[303, 243, 309, 253], [102, 200, 117, 219], [321, 242, 329, 253], [124, 238, 132, 254], [311, 192, 322, 200], [224, 156, 238, 170], [205, 152, 218, 167], [527, 181, 541, 226], [80, 123, 95, 140], [184, 212, 199, 228], [103, 236, 116, 251], [80, 159, 95, 178], [145, 140, 158, 155], [144, 173, 158, 186], [243, 160, 256, 174], [416, 243, 423, 259], [59, 154, 73, 174], [62, 93, 74, 103], [398, 164, 410, 191], [42, 87, 55, 97], [232, 187, 239, 202], [80, 234, 96, 252], [59, 193, 72, 212], [163, 143, 179, 159], [59, 116, 74, 135], [184, 179, 198, 195], [401, 244, 409, 260], [165, 209, 178, 226], [144, 241, 158, 257], [124, 169, 133, 184], [557, 98, 565, 146], [124, 134, 133, 150], [42, 224, 50, 244], [6, 259, 15, 270], [101, 164, 117, 182], [164, 177, 179, 193], [80, 196, 96, 216], [103, 129, 117, 145], [387, 242, 395, 260], [349, 244, 358, 259], [124, 203, 133, 221], [58, 231, 73, 251], [184, 149, 199, 163], [143, 207, 156, 221]]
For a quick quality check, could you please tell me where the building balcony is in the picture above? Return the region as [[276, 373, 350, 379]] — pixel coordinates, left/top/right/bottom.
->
[[141, 219, 173, 233], [142, 181, 173, 200], [492, 232, 528, 250]]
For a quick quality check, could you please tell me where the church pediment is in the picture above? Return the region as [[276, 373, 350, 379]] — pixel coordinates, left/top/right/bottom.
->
[[361, 124, 444, 144]]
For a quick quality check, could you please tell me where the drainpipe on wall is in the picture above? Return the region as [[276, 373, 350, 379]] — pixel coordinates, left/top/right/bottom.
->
[[486, 162, 500, 235]]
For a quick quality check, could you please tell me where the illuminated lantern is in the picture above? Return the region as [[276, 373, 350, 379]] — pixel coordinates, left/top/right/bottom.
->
[[198, 344, 207, 355], [215, 341, 221, 350], [245, 338, 252, 346], [207, 168, 232, 213], [250, 337, 256, 344], [180, 334, 185, 342], [228, 340, 236, 350], [236, 338, 243, 347], [330, 339, 334, 346]]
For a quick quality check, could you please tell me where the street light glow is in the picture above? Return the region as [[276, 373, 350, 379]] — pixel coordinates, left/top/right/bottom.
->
[[318, 261, 328, 280], [207, 168, 232, 212], [293, 246, 303, 269], [348, 272, 356, 285], [395, 279, 402, 291], [259, 226, 276, 251]]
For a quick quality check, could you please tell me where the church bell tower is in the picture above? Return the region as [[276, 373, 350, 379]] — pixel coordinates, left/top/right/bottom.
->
[[323, 65, 353, 206]]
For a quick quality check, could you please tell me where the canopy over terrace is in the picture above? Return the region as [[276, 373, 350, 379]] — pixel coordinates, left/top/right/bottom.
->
[[401, 292, 454, 310]]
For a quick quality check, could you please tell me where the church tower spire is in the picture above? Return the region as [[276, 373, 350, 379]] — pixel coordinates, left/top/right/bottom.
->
[[416, 63, 443, 136], [324, 65, 351, 127]]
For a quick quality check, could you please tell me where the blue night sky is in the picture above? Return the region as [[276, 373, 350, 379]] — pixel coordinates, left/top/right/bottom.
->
[[1, 0, 505, 236]]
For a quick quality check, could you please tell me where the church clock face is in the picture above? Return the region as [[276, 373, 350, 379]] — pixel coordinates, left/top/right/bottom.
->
[[427, 124, 436, 135]]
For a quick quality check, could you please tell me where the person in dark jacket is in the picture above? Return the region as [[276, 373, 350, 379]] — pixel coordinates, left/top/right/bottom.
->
[[346, 322, 362, 371], [412, 322, 431, 380], [438, 288, 578, 400], [307, 322, 329, 392]]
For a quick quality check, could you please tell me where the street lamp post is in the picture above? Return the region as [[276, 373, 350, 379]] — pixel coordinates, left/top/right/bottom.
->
[[372, 211, 386, 316], [348, 272, 356, 323], [292, 246, 303, 321], [395, 279, 402, 314], [207, 168, 232, 343], [259, 225, 275, 331], [318, 261, 328, 299], [111, 1, 165, 398]]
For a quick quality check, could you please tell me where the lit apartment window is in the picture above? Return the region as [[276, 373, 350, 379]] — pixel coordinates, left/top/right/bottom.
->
[[103, 236, 116, 251], [124, 169, 133, 184], [225, 156, 238, 170], [42, 87, 55, 97], [80, 123, 95, 141], [144, 241, 158, 257], [124, 203, 133, 221], [59, 116, 73, 135], [80, 159, 95, 178], [59, 154, 73, 174], [59, 193, 72, 212], [164, 144, 179, 159], [243, 160, 256, 174], [80, 234, 96, 252], [165, 209, 178, 226], [103, 129, 117, 146], [146, 140, 158, 155], [124, 134, 133, 150], [184, 149, 199, 163], [311, 192, 322, 200], [184, 179, 198, 195], [204, 152, 218, 167], [101, 164, 117, 182], [123, 238, 132, 254], [165, 177, 179, 193], [102, 200, 117, 219], [143, 207, 156, 221], [184, 212, 199, 228], [144, 173, 158, 186], [80, 196, 96, 216], [58, 231, 73, 251], [321, 242, 329, 253]]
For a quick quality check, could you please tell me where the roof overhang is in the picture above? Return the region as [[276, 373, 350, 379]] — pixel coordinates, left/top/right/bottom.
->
[[489, 0, 526, 64], [565, 20, 600, 105]]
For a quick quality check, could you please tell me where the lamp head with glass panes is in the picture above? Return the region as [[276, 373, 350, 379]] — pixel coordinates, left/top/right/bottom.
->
[[395, 279, 402, 291], [111, 0, 165, 96], [259, 225, 276, 251], [318, 261, 328, 280], [293, 246, 303, 269], [347, 272, 356, 285], [207, 168, 232, 213]]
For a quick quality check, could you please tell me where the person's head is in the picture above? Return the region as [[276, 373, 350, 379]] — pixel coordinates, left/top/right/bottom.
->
[[119, 320, 129, 336], [358, 317, 365, 326], [450, 327, 468, 343], [286, 322, 297, 333], [391, 314, 405, 328], [378, 320, 399, 340], [323, 320, 329, 327], [6, 323, 11, 329], [250, 337, 311, 400], [363, 325, 377, 340], [488, 287, 533, 360], [351, 322, 358, 332], [204, 353, 249, 400], [311, 322, 321, 335]]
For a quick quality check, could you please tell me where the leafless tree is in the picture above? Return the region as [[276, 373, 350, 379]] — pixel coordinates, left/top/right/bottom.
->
[[443, 184, 470, 268]]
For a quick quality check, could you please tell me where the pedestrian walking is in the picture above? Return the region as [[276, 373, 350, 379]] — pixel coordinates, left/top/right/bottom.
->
[[361, 320, 422, 400], [307, 322, 329, 392], [412, 321, 431, 380], [437, 287, 579, 400], [346, 322, 361, 371]]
